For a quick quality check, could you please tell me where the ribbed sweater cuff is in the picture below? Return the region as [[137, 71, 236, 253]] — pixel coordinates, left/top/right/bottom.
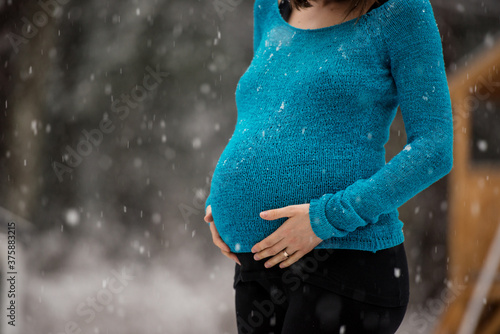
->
[[309, 197, 338, 240], [309, 192, 364, 240]]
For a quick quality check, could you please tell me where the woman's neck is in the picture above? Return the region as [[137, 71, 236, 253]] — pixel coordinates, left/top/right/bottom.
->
[[285, 0, 375, 29]]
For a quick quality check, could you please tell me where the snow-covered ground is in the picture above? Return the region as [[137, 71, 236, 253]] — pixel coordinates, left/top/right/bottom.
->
[[20, 233, 237, 334]]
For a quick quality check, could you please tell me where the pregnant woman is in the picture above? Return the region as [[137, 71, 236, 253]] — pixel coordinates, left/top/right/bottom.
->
[[204, 0, 453, 333]]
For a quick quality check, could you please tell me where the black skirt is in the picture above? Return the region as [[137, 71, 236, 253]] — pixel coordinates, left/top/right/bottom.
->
[[234, 242, 410, 308]]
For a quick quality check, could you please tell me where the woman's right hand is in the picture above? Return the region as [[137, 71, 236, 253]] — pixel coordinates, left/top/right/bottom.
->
[[204, 205, 241, 265]]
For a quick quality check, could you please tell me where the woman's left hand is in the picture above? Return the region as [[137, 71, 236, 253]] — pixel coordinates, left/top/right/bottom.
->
[[251, 203, 323, 269]]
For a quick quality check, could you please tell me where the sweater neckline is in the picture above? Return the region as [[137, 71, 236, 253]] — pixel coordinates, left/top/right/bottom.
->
[[273, 0, 392, 33]]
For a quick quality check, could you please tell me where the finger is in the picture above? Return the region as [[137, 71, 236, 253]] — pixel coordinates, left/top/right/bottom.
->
[[251, 232, 285, 255], [209, 223, 231, 252], [208, 218, 219, 236], [222, 249, 241, 265], [204, 206, 213, 223], [251, 220, 293, 254], [254, 237, 288, 261], [211, 233, 230, 252], [260, 205, 296, 221], [278, 250, 304, 269], [263, 245, 296, 268]]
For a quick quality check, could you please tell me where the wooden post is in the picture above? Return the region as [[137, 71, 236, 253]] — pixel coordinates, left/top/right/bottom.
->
[[457, 219, 500, 334]]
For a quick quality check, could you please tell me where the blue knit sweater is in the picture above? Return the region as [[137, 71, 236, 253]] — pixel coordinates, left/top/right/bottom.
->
[[205, 0, 453, 253]]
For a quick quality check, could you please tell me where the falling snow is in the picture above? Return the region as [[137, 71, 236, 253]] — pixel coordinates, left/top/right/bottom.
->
[[65, 209, 80, 226], [2, 2, 498, 333]]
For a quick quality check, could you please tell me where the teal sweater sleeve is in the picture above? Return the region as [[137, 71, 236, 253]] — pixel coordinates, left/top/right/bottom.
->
[[308, 0, 454, 240]]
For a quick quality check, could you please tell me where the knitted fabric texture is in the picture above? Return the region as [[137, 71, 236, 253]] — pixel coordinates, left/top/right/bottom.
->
[[205, 0, 454, 253]]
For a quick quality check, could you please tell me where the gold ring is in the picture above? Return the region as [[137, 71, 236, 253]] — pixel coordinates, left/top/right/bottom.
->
[[283, 250, 289, 258]]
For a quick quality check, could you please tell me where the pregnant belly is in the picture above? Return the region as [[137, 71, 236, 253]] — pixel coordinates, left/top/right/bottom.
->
[[208, 137, 332, 252]]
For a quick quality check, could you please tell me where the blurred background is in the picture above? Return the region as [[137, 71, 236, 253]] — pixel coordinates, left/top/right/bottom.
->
[[0, 0, 499, 333]]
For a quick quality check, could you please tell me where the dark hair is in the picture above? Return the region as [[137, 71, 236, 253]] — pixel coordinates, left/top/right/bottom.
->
[[289, 0, 380, 25]]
